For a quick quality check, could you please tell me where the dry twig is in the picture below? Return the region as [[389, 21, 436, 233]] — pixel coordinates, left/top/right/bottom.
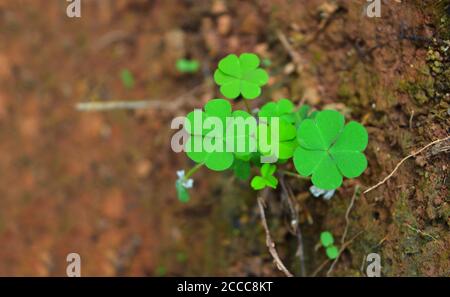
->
[[364, 136, 450, 194], [76, 84, 204, 112], [341, 186, 360, 246], [257, 197, 294, 277], [276, 30, 305, 70], [326, 185, 360, 276], [279, 175, 306, 276]]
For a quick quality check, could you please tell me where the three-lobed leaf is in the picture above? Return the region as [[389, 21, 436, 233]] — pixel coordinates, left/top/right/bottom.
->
[[293, 110, 368, 190], [250, 164, 278, 190]]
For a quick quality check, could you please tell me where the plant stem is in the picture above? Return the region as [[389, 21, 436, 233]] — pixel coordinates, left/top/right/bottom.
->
[[76, 100, 156, 111], [185, 163, 205, 179], [243, 100, 252, 113], [279, 170, 310, 180]]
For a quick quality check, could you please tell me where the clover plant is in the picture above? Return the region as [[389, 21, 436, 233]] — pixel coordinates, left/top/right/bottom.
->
[[175, 52, 369, 202], [214, 53, 269, 99], [294, 111, 368, 190], [120, 69, 135, 89], [184, 99, 253, 171], [251, 164, 278, 190], [320, 231, 339, 260], [176, 58, 200, 73]]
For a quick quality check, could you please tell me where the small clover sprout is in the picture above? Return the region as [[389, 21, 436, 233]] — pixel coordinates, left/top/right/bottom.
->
[[120, 69, 135, 89], [176, 251, 188, 263], [325, 246, 339, 260], [176, 58, 200, 73], [214, 53, 269, 99], [320, 231, 339, 260], [262, 58, 272, 67], [293, 110, 368, 190], [251, 164, 278, 190], [320, 231, 334, 247], [155, 265, 167, 277]]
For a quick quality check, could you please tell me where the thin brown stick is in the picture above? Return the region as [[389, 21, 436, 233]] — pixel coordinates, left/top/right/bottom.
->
[[276, 30, 304, 70], [326, 186, 360, 276], [341, 186, 360, 245], [278, 170, 310, 180], [364, 136, 450, 194], [311, 259, 330, 277], [257, 197, 294, 277], [279, 175, 306, 276], [76, 84, 204, 112], [303, 4, 341, 45], [404, 223, 439, 241]]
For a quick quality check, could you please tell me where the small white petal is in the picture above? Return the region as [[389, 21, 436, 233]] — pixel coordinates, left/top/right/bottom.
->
[[323, 190, 336, 200], [176, 170, 185, 179], [310, 185, 325, 198], [183, 179, 194, 189], [310, 185, 335, 200]]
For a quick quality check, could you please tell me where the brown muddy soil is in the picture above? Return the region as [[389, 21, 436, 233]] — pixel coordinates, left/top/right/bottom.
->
[[0, 0, 448, 276]]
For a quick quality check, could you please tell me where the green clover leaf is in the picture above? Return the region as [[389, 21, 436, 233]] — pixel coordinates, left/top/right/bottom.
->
[[325, 246, 339, 260], [257, 100, 312, 160], [250, 164, 278, 190], [176, 58, 200, 73], [320, 231, 334, 247], [283, 105, 312, 127], [185, 99, 255, 171], [258, 98, 294, 119], [320, 231, 339, 259], [258, 118, 297, 161], [293, 110, 368, 190], [258, 99, 311, 127], [214, 53, 269, 100], [120, 69, 135, 89]]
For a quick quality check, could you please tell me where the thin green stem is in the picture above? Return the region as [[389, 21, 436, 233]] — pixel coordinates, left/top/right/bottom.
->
[[279, 170, 310, 180], [185, 163, 205, 179]]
